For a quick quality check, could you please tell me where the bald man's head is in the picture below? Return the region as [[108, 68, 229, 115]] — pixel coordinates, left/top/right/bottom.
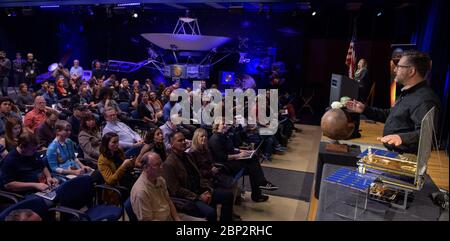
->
[[142, 152, 163, 180], [34, 96, 46, 111]]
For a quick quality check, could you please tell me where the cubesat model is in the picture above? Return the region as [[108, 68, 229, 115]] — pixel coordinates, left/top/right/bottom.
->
[[357, 107, 436, 209]]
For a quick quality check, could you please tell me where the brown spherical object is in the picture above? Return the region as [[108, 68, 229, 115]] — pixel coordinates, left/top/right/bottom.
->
[[321, 108, 355, 140]]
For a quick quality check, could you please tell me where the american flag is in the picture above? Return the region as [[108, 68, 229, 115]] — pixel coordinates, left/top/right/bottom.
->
[[345, 39, 356, 79]]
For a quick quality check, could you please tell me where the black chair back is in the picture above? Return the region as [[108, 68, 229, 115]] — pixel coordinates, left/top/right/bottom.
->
[[56, 175, 94, 209]]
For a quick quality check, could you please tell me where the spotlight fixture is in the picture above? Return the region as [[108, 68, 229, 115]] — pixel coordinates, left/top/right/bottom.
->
[[132, 12, 138, 18], [312, 11, 317, 16], [377, 11, 383, 17]]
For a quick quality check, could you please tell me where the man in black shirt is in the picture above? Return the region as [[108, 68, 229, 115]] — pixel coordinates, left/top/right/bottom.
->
[[92, 61, 105, 81], [346, 50, 440, 154], [23, 53, 39, 91], [67, 104, 86, 144], [0, 50, 11, 96], [36, 109, 58, 150], [13, 52, 26, 87], [0, 132, 58, 195]]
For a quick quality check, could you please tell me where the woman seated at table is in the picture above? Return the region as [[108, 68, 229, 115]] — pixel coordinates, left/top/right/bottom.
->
[[46, 120, 93, 179], [98, 132, 136, 204]]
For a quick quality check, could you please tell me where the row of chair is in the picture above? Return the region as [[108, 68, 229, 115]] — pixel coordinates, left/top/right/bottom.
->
[[0, 175, 123, 221]]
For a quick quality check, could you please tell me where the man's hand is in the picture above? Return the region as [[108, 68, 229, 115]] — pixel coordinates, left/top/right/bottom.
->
[[239, 150, 251, 158], [73, 169, 84, 176], [199, 191, 212, 204], [377, 135, 403, 146], [345, 100, 365, 113], [82, 166, 93, 173], [35, 183, 49, 191], [46, 177, 59, 186]]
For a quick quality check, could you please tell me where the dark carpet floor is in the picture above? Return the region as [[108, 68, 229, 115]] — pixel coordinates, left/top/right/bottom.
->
[[243, 166, 314, 202]]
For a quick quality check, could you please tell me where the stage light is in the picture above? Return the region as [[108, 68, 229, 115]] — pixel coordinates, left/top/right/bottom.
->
[[88, 7, 94, 16], [312, 11, 317, 16], [377, 11, 383, 16], [40, 5, 60, 9], [132, 12, 138, 18], [117, 2, 141, 7]]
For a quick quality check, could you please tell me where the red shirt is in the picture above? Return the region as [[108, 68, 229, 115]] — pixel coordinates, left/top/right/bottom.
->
[[24, 108, 46, 133]]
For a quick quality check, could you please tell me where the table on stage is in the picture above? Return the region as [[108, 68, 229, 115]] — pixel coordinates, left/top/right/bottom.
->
[[315, 164, 442, 221], [314, 142, 361, 199]]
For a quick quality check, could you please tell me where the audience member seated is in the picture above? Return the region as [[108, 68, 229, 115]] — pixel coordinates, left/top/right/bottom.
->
[[0, 132, 58, 194], [1, 117, 24, 153], [103, 74, 116, 88], [69, 59, 83, 83], [132, 80, 140, 91], [188, 128, 236, 189], [136, 128, 167, 167], [24, 96, 47, 134], [56, 75, 69, 98], [142, 78, 155, 92], [67, 104, 86, 144], [98, 132, 136, 204], [149, 91, 163, 120], [43, 84, 58, 107], [92, 61, 105, 81], [118, 78, 133, 103], [78, 83, 96, 109], [46, 120, 93, 179], [0, 96, 22, 137], [130, 86, 140, 109], [137, 91, 158, 128], [160, 87, 172, 104], [36, 109, 58, 150], [208, 119, 278, 202], [103, 108, 143, 158], [244, 123, 285, 163], [51, 64, 70, 82], [5, 209, 42, 221], [162, 93, 177, 122], [15, 83, 34, 113], [130, 152, 204, 221], [78, 112, 101, 164], [67, 77, 78, 97], [160, 115, 179, 151], [97, 87, 121, 115], [35, 80, 49, 96], [162, 131, 234, 221]]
